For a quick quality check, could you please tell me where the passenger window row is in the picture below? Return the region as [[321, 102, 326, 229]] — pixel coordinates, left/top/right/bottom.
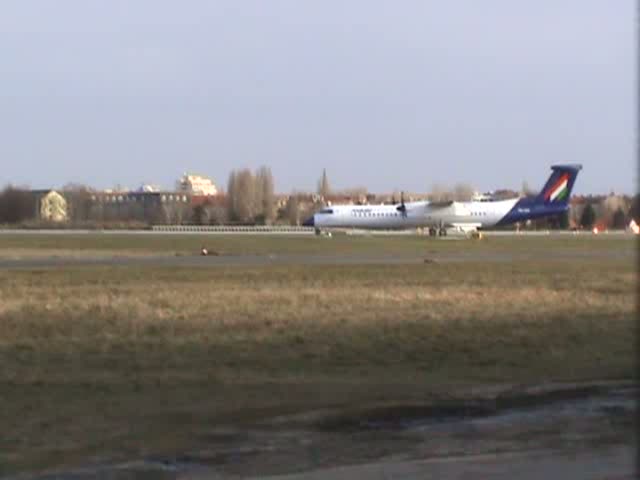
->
[[352, 211, 399, 217]]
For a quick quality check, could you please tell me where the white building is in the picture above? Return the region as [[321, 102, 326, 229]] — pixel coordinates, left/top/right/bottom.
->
[[137, 184, 161, 193], [39, 190, 68, 222], [472, 192, 496, 202], [177, 173, 218, 196]]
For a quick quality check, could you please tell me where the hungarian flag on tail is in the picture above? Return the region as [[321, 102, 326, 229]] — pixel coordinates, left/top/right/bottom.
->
[[537, 165, 582, 205]]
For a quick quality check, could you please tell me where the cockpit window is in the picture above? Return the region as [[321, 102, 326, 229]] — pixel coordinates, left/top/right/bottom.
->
[[319, 208, 334, 214]]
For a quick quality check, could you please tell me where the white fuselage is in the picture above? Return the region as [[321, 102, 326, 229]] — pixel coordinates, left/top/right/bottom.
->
[[312, 198, 520, 231]]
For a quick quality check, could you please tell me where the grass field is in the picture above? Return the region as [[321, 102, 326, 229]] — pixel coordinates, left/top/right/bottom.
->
[[0, 234, 636, 474]]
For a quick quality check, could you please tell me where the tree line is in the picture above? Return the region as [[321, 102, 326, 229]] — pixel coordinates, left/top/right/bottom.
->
[[226, 166, 276, 224], [0, 168, 639, 229], [0, 186, 34, 224]]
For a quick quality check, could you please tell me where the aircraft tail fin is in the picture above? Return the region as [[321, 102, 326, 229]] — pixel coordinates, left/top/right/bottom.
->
[[535, 164, 582, 205]]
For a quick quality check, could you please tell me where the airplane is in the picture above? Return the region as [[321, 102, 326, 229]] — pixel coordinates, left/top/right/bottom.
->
[[302, 164, 582, 236]]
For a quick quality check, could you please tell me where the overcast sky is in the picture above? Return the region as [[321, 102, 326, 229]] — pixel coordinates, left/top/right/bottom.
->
[[0, 1, 635, 194]]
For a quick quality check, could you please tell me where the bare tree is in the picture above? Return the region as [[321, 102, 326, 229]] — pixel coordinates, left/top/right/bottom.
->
[[193, 204, 208, 225], [0, 185, 34, 224], [226, 170, 237, 221], [335, 186, 367, 204], [286, 194, 299, 226], [159, 200, 190, 225], [207, 204, 228, 225], [453, 183, 475, 201], [62, 183, 93, 223], [226, 167, 274, 224], [521, 180, 536, 197], [430, 183, 452, 202], [602, 194, 625, 228], [234, 169, 255, 222], [256, 166, 275, 224], [340, 186, 368, 197], [253, 169, 264, 222]]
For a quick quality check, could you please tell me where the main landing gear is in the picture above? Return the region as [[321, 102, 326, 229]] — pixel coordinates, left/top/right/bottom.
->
[[428, 227, 447, 237]]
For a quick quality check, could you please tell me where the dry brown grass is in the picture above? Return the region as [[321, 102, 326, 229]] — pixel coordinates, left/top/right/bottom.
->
[[0, 283, 630, 343], [0, 262, 633, 380], [0, 260, 635, 474]]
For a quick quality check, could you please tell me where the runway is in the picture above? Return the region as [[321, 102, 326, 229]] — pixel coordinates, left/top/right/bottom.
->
[[0, 248, 632, 269], [0, 227, 635, 236]]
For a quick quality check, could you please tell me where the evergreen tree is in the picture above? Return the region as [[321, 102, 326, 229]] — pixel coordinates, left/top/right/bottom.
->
[[226, 171, 237, 221], [630, 194, 640, 220], [557, 211, 569, 229], [580, 203, 596, 229], [192, 204, 208, 225], [612, 207, 627, 229], [0, 185, 34, 224]]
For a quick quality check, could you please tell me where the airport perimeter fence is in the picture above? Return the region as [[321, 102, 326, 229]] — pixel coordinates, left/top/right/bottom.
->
[[152, 225, 316, 234]]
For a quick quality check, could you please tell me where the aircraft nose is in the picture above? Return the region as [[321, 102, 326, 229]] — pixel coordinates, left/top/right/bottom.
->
[[302, 215, 315, 227]]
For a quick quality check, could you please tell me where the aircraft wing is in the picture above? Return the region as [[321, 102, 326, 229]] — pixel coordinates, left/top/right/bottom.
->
[[426, 200, 455, 208]]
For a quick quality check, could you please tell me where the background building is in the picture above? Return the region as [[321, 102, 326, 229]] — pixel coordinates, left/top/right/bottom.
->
[[177, 173, 218, 196], [39, 190, 68, 222], [89, 191, 191, 224], [28, 190, 69, 223]]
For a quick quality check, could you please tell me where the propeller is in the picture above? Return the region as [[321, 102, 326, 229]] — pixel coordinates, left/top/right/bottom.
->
[[396, 191, 407, 218]]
